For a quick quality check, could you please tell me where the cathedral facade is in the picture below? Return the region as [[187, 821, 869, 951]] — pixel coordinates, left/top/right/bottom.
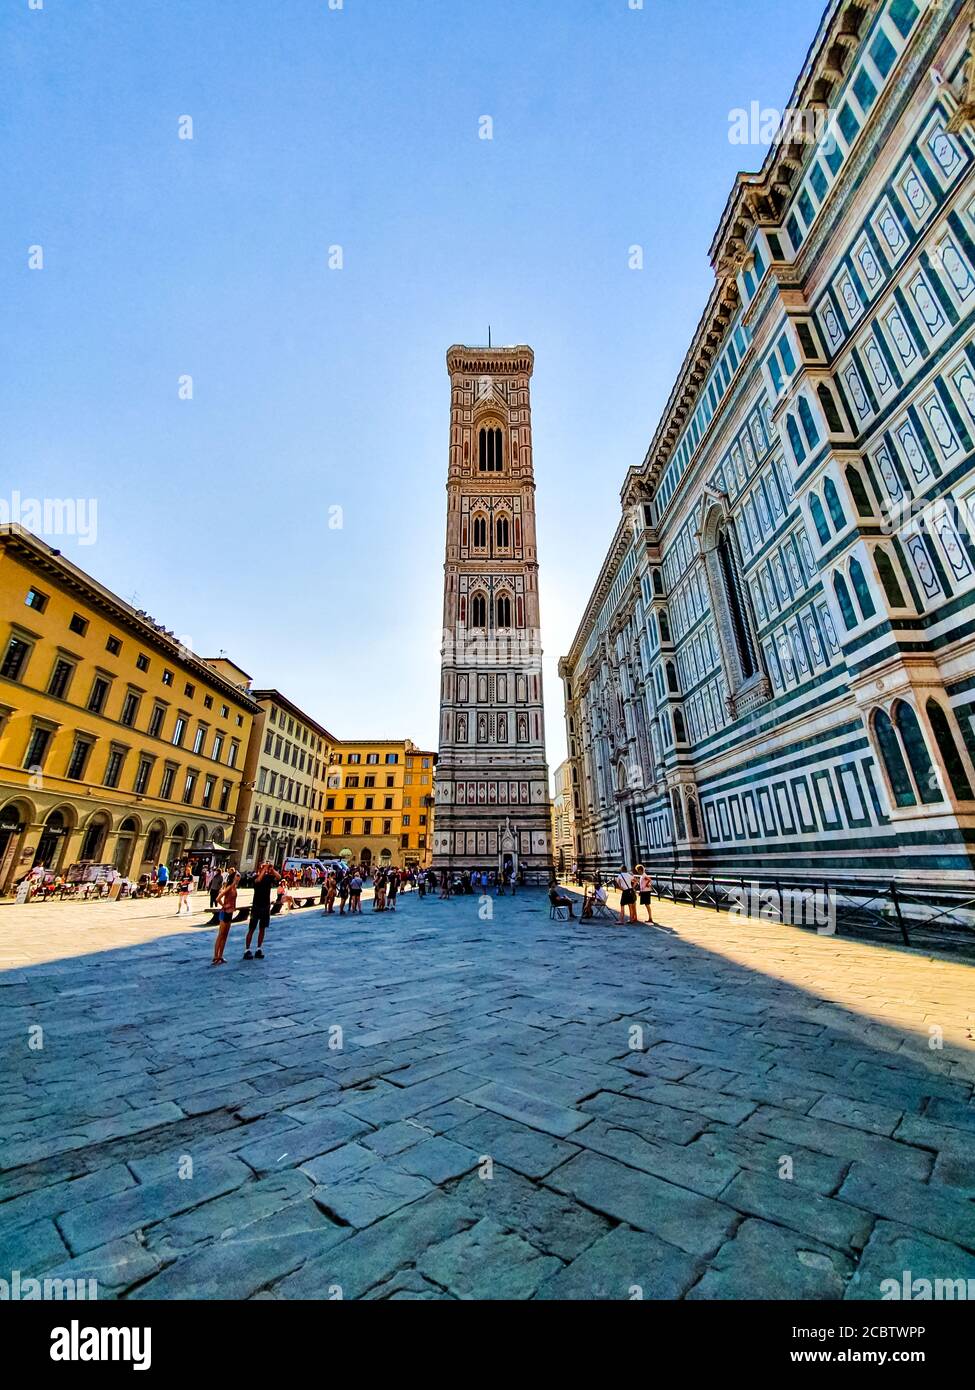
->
[[561, 0, 975, 886], [433, 344, 553, 883]]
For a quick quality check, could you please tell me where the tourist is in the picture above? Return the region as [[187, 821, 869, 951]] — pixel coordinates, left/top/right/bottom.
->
[[324, 871, 337, 913], [373, 868, 386, 912], [635, 863, 655, 924], [244, 862, 279, 960], [548, 882, 576, 919], [337, 872, 350, 914], [156, 862, 169, 896], [616, 865, 638, 925], [208, 866, 224, 910], [175, 867, 195, 915], [349, 869, 363, 913], [387, 869, 399, 912], [211, 869, 239, 965]]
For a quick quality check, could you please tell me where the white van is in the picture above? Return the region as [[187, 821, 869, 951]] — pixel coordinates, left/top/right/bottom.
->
[[282, 857, 342, 878]]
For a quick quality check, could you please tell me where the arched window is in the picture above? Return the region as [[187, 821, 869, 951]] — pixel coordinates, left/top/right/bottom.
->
[[786, 415, 806, 464], [472, 515, 487, 548], [666, 661, 679, 694], [873, 709, 916, 807], [845, 466, 874, 518], [673, 709, 686, 742], [833, 572, 857, 630], [925, 699, 974, 800], [894, 700, 943, 805], [686, 795, 700, 838], [652, 569, 664, 595], [495, 593, 512, 628], [471, 592, 487, 627], [849, 558, 876, 619], [495, 516, 510, 548], [875, 549, 906, 608], [824, 477, 846, 530], [659, 610, 671, 643], [671, 788, 686, 839], [716, 527, 757, 678], [810, 494, 831, 544], [478, 426, 503, 472], [798, 395, 820, 449], [818, 383, 844, 433]]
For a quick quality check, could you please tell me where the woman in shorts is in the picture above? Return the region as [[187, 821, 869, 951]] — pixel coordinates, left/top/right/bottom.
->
[[616, 865, 638, 925], [211, 870, 239, 965], [635, 863, 654, 924]]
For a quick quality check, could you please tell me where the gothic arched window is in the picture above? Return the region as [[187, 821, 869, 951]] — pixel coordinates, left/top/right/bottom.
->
[[894, 700, 943, 805], [810, 494, 831, 544], [798, 395, 820, 449], [818, 383, 844, 433], [833, 572, 857, 630], [717, 527, 757, 679], [849, 558, 876, 619], [846, 466, 874, 518], [495, 516, 510, 548], [478, 426, 503, 472], [472, 515, 487, 548], [824, 478, 846, 530], [875, 548, 906, 608], [925, 699, 974, 801], [471, 592, 487, 627], [873, 708, 916, 807], [495, 593, 512, 628]]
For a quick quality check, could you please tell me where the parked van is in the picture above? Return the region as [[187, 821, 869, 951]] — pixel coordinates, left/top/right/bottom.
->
[[282, 857, 342, 878]]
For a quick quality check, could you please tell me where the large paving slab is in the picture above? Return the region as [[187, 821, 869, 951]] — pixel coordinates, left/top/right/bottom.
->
[[0, 884, 973, 1298]]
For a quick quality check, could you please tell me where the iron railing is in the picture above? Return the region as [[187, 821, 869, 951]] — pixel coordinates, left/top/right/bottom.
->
[[572, 871, 975, 951]]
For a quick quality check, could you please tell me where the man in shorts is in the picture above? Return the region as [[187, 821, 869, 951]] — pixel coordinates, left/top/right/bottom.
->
[[244, 862, 280, 960]]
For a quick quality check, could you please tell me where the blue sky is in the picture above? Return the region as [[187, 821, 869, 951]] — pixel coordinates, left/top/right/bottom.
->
[[4, 0, 826, 770]]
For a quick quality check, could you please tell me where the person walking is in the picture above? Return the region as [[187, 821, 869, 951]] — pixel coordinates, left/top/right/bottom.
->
[[338, 871, 350, 915], [324, 870, 337, 913], [387, 869, 399, 912], [635, 864, 655, 924], [211, 870, 240, 965], [616, 865, 638, 925], [156, 862, 169, 897], [244, 862, 279, 960], [176, 867, 195, 915]]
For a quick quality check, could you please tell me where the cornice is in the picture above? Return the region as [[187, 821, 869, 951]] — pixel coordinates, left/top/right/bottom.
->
[[0, 524, 260, 713]]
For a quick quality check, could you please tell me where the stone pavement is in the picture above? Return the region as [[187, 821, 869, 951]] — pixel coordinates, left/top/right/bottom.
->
[[0, 886, 973, 1300]]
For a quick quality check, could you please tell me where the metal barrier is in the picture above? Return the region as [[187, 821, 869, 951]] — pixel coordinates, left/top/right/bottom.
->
[[591, 872, 975, 949]]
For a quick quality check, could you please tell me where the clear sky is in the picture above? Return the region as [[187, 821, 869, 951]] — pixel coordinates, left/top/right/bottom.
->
[[4, 0, 826, 773]]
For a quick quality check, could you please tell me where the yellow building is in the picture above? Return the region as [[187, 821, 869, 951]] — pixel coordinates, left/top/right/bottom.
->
[[322, 739, 436, 869], [0, 525, 257, 892]]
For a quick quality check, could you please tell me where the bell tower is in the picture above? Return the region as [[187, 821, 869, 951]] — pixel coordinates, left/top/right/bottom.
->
[[433, 343, 553, 884]]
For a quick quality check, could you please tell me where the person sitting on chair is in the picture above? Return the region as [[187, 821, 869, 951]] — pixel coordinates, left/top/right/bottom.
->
[[548, 884, 576, 919]]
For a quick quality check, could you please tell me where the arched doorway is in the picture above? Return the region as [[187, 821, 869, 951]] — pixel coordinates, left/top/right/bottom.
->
[[144, 821, 165, 867], [0, 801, 31, 894], [34, 810, 71, 872], [79, 813, 110, 864], [168, 823, 188, 869], [113, 818, 139, 876], [361, 847, 372, 870]]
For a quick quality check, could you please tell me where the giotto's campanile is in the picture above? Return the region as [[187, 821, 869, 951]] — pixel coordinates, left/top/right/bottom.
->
[[433, 344, 553, 883]]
